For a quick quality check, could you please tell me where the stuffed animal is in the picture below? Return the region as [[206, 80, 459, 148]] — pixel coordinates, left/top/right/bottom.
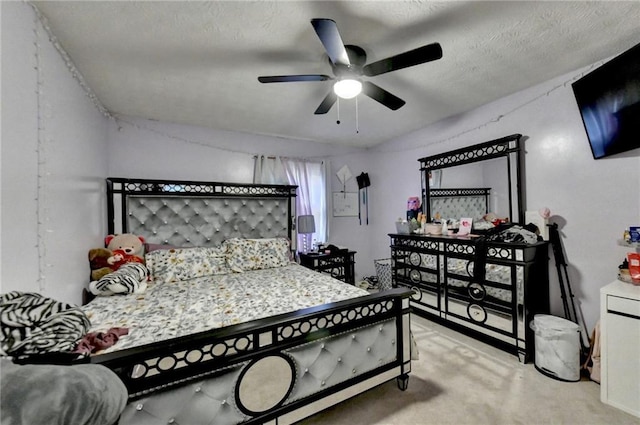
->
[[88, 247, 115, 281], [107, 249, 145, 271], [89, 263, 148, 296], [88, 233, 148, 296], [406, 196, 422, 221], [105, 233, 145, 263]]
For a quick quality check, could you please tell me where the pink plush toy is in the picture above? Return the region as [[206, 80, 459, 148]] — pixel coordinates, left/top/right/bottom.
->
[[107, 249, 144, 271], [539, 207, 551, 219]]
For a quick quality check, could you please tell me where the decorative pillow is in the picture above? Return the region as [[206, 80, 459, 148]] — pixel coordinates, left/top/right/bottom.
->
[[224, 238, 292, 272], [145, 246, 229, 283]]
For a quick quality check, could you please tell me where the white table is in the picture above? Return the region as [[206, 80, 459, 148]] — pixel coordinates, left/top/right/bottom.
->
[[600, 280, 640, 418]]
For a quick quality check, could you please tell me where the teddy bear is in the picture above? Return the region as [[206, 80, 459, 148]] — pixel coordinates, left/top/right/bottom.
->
[[88, 247, 116, 281], [105, 233, 145, 264], [88, 234, 148, 296], [88, 233, 146, 280]]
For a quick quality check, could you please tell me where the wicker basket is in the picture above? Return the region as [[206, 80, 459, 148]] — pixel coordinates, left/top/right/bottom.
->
[[374, 258, 393, 290], [395, 220, 420, 234]]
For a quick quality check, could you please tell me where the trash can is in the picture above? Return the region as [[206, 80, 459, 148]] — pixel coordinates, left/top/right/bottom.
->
[[530, 314, 581, 382], [374, 259, 393, 290]]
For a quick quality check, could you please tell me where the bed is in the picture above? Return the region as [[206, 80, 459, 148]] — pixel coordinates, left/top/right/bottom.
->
[[82, 178, 413, 425]]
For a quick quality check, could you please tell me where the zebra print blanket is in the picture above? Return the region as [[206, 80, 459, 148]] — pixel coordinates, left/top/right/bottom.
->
[[0, 292, 89, 358]]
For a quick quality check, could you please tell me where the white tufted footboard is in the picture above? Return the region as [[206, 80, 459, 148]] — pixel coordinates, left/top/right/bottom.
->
[[116, 317, 409, 425]]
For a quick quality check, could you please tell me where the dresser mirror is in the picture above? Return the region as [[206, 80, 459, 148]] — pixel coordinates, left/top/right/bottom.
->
[[418, 134, 524, 226]]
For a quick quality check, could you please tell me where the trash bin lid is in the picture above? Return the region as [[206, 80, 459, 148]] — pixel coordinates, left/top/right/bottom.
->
[[533, 314, 579, 332]]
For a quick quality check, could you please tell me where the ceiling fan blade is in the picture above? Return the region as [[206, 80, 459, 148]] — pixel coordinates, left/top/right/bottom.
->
[[258, 75, 332, 83], [362, 81, 406, 110], [311, 18, 351, 67], [314, 91, 337, 114], [363, 43, 443, 77]]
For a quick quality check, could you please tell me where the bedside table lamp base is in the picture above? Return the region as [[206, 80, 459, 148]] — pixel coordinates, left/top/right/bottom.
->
[[297, 214, 316, 254]]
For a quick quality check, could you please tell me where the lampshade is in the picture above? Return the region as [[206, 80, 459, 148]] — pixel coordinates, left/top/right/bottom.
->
[[297, 215, 316, 234], [333, 79, 362, 99]]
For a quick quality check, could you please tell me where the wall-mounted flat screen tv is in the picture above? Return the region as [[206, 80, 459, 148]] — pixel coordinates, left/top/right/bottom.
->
[[572, 42, 640, 159]]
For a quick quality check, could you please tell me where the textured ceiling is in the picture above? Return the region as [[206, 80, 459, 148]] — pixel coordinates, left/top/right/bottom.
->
[[31, 1, 640, 148]]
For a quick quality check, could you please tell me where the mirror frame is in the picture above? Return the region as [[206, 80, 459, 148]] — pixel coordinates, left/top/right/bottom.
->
[[418, 134, 524, 224]]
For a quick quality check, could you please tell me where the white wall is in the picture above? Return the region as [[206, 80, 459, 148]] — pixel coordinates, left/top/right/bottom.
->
[[354, 66, 640, 331], [108, 115, 362, 181], [1, 2, 109, 304], [325, 153, 375, 273]]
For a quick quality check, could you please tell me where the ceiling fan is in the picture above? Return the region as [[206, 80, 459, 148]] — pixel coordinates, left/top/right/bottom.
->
[[258, 18, 443, 114]]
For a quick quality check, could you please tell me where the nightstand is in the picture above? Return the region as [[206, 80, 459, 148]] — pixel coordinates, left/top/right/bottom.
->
[[299, 251, 356, 284]]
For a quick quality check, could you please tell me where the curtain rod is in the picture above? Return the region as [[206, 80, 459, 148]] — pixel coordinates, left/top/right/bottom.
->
[[253, 155, 324, 164]]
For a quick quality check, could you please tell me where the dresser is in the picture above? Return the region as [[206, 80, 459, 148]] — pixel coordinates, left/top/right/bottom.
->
[[299, 251, 356, 284], [600, 280, 640, 418], [389, 233, 549, 362]]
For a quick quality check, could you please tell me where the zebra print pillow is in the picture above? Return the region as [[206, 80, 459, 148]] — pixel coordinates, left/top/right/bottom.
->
[[0, 292, 89, 358]]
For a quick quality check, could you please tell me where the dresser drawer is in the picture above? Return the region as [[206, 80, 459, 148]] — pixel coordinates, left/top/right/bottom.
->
[[607, 295, 640, 318]]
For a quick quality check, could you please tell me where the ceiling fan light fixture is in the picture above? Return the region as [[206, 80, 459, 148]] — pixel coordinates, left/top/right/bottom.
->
[[333, 79, 362, 99]]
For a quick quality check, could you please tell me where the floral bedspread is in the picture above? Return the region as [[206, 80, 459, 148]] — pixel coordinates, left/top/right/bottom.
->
[[82, 264, 368, 354]]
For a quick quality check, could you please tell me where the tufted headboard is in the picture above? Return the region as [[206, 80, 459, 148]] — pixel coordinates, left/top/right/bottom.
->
[[428, 188, 490, 221], [106, 178, 297, 248]]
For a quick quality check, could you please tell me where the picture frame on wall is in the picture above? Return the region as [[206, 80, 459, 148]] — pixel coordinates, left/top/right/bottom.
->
[[429, 170, 442, 188], [332, 192, 359, 217]]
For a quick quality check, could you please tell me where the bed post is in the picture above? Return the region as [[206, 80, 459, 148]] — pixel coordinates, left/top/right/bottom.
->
[[106, 178, 115, 235], [397, 296, 412, 391]]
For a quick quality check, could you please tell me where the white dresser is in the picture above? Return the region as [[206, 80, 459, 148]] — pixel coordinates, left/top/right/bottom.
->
[[600, 280, 640, 418]]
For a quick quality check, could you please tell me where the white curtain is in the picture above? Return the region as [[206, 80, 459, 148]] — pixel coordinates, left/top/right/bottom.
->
[[254, 155, 327, 251], [282, 157, 326, 252], [253, 155, 288, 184]]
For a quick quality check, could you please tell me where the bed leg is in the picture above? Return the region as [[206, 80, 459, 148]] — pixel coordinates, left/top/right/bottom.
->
[[396, 374, 409, 391]]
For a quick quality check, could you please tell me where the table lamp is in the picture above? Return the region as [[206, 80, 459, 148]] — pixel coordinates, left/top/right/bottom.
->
[[297, 215, 316, 253]]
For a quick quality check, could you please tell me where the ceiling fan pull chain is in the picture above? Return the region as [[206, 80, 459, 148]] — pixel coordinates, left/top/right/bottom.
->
[[336, 97, 341, 125], [355, 96, 359, 134]]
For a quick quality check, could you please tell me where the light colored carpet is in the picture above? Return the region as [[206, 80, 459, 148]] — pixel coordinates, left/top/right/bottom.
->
[[298, 315, 639, 425]]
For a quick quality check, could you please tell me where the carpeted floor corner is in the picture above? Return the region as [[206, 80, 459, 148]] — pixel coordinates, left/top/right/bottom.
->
[[297, 315, 638, 425]]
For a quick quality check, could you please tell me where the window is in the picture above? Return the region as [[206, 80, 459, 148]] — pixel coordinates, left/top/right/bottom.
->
[[254, 156, 327, 249], [281, 158, 326, 249]]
